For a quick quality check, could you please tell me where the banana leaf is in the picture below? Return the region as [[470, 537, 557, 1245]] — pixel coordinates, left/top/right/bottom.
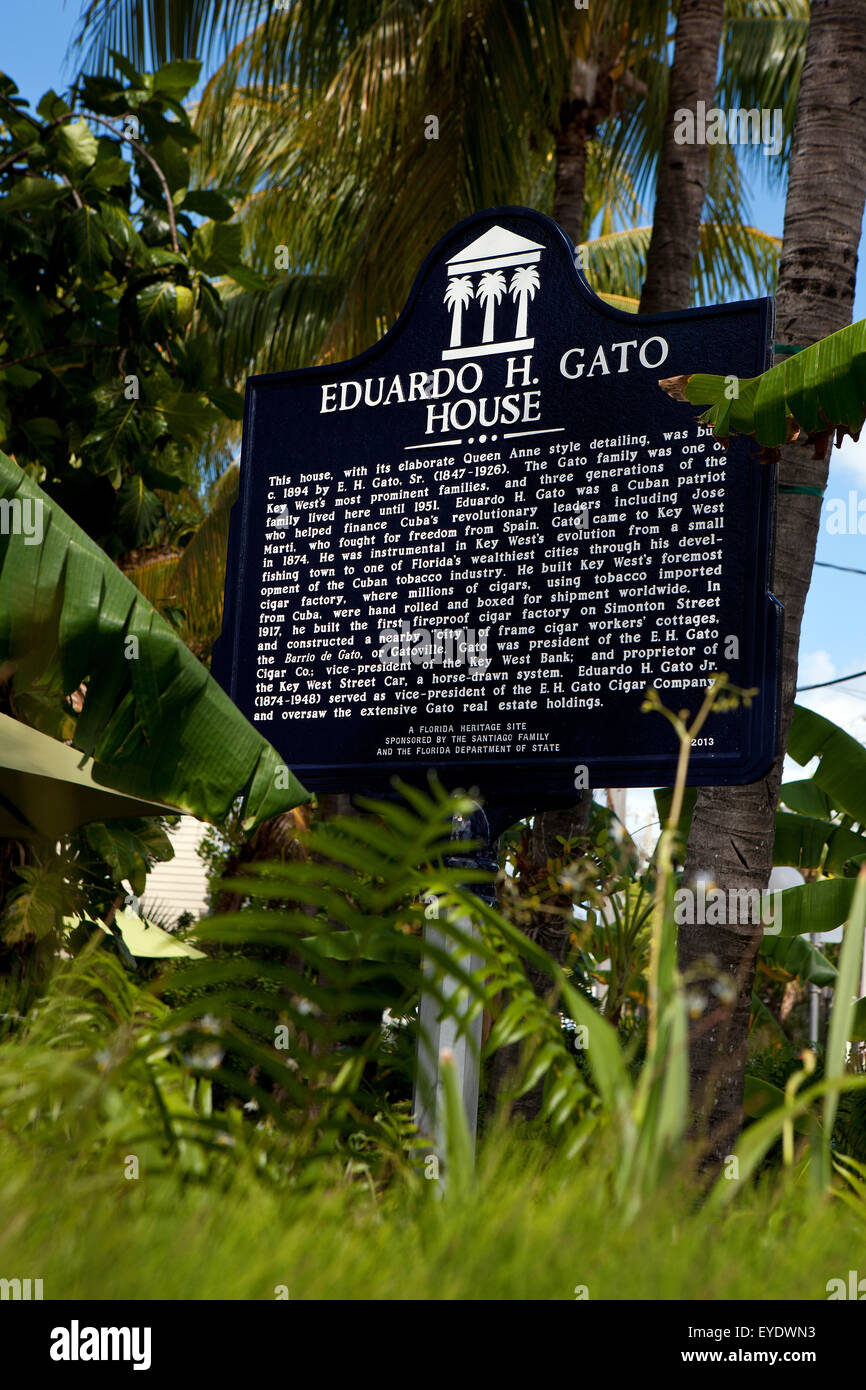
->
[[787, 704, 866, 826], [659, 316, 866, 460], [778, 778, 833, 819], [773, 810, 866, 874], [774, 876, 857, 938], [0, 451, 308, 828], [759, 933, 836, 987]]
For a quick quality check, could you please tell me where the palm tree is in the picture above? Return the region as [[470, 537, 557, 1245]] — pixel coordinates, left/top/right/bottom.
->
[[640, 0, 726, 313], [679, 0, 866, 1164], [444, 275, 474, 348], [477, 270, 506, 343], [71, 3, 795, 368], [509, 265, 540, 338]]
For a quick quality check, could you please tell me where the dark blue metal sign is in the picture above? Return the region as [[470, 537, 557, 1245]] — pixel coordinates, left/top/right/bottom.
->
[[213, 207, 781, 805]]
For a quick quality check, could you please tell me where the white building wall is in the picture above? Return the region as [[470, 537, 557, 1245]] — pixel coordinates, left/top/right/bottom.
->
[[142, 815, 210, 926]]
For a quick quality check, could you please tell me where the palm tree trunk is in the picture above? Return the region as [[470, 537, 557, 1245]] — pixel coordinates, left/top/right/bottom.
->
[[680, 0, 866, 1163], [640, 0, 725, 314], [554, 112, 588, 245]]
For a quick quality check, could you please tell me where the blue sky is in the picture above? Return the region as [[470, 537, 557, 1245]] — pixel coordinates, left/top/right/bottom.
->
[[6, 0, 866, 761]]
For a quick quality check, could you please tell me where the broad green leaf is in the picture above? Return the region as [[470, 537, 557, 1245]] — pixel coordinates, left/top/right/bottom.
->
[[54, 118, 99, 175], [774, 876, 857, 937], [787, 704, 866, 825], [778, 778, 832, 819], [20, 418, 62, 452], [206, 386, 245, 420], [83, 154, 130, 190], [771, 808, 866, 875], [2, 862, 66, 944], [147, 137, 189, 194], [154, 388, 218, 437], [225, 264, 268, 293], [180, 189, 234, 221], [84, 821, 153, 895], [152, 59, 202, 98], [64, 205, 111, 279], [0, 176, 66, 213], [653, 785, 696, 854], [0, 451, 308, 828], [0, 365, 41, 389], [759, 933, 836, 986], [36, 89, 72, 121], [772, 811, 833, 870], [116, 476, 163, 546], [99, 204, 146, 261], [660, 317, 866, 458], [191, 220, 243, 276], [135, 281, 193, 334]]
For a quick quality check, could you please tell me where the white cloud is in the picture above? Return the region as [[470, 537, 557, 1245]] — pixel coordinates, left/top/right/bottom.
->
[[798, 648, 835, 687]]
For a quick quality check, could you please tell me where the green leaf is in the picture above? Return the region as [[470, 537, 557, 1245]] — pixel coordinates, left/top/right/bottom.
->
[[153, 389, 218, 438], [759, 933, 836, 987], [83, 154, 130, 190], [0, 176, 66, 213], [152, 59, 202, 98], [108, 50, 146, 88], [0, 451, 308, 828], [84, 821, 154, 895], [653, 785, 696, 852], [772, 811, 832, 870], [181, 189, 234, 221], [134, 281, 192, 334], [147, 137, 189, 194], [36, 89, 72, 121], [99, 204, 146, 261], [116, 476, 163, 546], [1, 861, 66, 944], [0, 365, 41, 389], [20, 418, 62, 452], [190, 220, 243, 276], [54, 118, 99, 175], [63, 205, 111, 279], [206, 385, 245, 421], [779, 778, 832, 819], [787, 704, 866, 825], [774, 876, 857, 937], [744, 1073, 814, 1135], [660, 317, 866, 457], [225, 264, 268, 293]]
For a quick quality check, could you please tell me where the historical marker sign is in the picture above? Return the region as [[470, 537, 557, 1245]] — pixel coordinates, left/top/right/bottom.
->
[[213, 207, 781, 806]]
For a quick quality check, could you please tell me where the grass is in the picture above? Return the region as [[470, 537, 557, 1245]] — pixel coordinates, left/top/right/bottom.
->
[[0, 1133, 860, 1301]]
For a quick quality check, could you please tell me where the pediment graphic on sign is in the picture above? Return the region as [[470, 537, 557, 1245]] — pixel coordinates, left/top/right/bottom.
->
[[443, 224, 545, 361]]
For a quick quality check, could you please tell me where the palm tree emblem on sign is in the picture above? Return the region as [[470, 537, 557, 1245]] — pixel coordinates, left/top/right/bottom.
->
[[509, 265, 540, 339], [478, 270, 507, 343], [440, 225, 544, 360], [444, 275, 474, 348]]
